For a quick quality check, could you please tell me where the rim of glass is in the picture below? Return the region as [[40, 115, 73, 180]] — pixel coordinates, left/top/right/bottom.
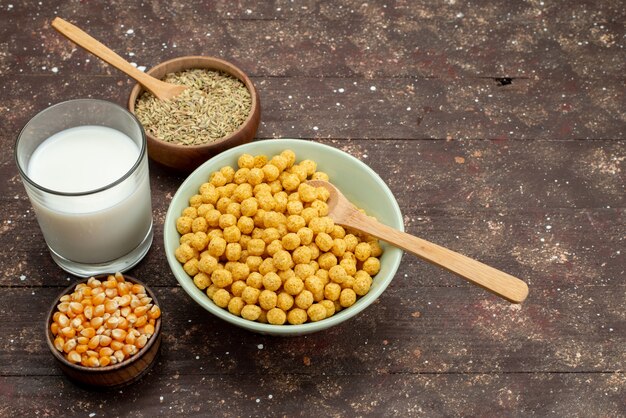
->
[[15, 99, 147, 197]]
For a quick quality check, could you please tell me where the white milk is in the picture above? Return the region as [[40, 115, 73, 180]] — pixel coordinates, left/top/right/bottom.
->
[[26, 125, 152, 264]]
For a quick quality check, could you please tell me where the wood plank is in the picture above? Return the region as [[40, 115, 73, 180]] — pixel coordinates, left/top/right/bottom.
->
[[0, 372, 625, 416], [1, 286, 624, 376], [2, 75, 624, 141]]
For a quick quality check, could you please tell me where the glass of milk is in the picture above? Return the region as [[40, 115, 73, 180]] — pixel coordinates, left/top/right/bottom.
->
[[15, 99, 153, 276]]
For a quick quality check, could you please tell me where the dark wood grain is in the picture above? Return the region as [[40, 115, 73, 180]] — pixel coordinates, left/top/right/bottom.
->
[[0, 0, 624, 416]]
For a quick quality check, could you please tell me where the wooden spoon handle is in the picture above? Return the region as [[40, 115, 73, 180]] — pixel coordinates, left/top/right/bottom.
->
[[345, 214, 529, 303], [51, 17, 164, 96]]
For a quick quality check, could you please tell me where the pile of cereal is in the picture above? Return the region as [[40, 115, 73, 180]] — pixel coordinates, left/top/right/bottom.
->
[[174, 150, 382, 325], [50, 273, 161, 367]]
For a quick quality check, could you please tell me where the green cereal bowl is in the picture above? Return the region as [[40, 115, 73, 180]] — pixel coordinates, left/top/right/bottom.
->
[[164, 139, 403, 336]]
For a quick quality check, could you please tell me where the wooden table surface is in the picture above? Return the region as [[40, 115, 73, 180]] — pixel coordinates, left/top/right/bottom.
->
[[1, 1, 624, 416]]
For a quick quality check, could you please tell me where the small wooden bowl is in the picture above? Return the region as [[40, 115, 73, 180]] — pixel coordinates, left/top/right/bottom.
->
[[128, 56, 261, 172], [45, 274, 162, 389]]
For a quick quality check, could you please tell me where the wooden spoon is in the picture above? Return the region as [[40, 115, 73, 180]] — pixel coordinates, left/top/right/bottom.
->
[[51, 17, 187, 101], [308, 180, 529, 303]]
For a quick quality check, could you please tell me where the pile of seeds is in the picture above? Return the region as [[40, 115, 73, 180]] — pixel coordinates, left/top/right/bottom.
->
[[135, 69, 252, 145], [50, 273, 161, 367]]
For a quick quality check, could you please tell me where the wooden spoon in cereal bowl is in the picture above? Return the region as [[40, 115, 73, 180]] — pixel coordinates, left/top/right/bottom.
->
[[307, 180, 529, 303], [51, 17, 187, 101]]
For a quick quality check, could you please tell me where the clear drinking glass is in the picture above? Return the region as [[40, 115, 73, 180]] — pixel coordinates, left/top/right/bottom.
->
[[15, 99, 153, 276]]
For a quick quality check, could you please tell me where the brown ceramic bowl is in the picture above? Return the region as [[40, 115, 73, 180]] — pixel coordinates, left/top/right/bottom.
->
[[128, 56, 261, 172], [45, 274, 162, 389]]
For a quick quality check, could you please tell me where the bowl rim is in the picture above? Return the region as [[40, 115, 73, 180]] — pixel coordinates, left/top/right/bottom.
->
[[164, 139, 404, 335], [127, 55, 260, 150], [45, 274, 162, 373]]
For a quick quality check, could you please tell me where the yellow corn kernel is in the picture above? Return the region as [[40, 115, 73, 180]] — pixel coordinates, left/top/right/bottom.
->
[[117, 318, 129, 330], [69, 302, 84, 314], [76, 336, 89, 345], [87, 356, 100, 368], [93, 304, 105, 317], [122, 344, 137, 356], [80, 327, 96, 338], [111, 329, 127, 342], [92, 292, 106, 306], [75, 344, 88, 354], [90, 317, 104, 328], [88, 335, 100, 350], [136, 334, 148, 349], [142, 324, 155, 336], [114, 350, 125, 363], [131, 284, 145, 295], [105, 288, 118, 298], [61, 326, 75, 339], [99, 356, 111, 367], [118, 294, 131, 307], [83, 305, 93, 320], [134, 315, 147, 328], [63, 339, 77, 353], [134, 306, 149, 316], [105, 317, 119, 329], [120, 306, 131, 317], [148, 305, 161, 320], [67, 351, 81, 364], [99, 347, 114, 357], [99, 335, 112, 347], [104, 300, 118, 314], [125, 332, 136, 346], [50, 322, 59, 336], [57, 302, 70, 313], [53, 336, 65, 352]]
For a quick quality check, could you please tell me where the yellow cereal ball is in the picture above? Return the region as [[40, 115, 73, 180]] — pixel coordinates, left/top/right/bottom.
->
[[305, 276, 324, 295], [218, 165, 233, 181], [324, 282, 342, 301], [241, 304, 262, 321], [267, 180, 282, 195], [201, 187, 220, 205], [208, 237, 227, 257], [262, 164, 280, 182], [318, 253, 338, 270], [241, 286, 261, 305], [225, 243, 242, 262], [176, 216, 193, 235], [246, 255, 263, 272], [315, 269, 330, 285], [212, 289, 231, 308], [193, 272, 211, 290], [183, 258, 199, 276], [319, 300, 336, 317], [278, 268, 296, 283], [197, 204, 214, 218], [307, 303, 326, 322], [286, 215, 306, 232], [198, 255, 219, 274], [214, 197, 229, 214], [259, 290, 278, 310], [342, 252, 356, 262], [247, 167, 265, 186], [234, 168, 250, 184], [257, 309, 268, 323], [235, 216, 253, 235], [341, 275, 355, 290], [308, 217, 325, 235], [273, 250, 293, 270], [256, 193, 276, 211], [261, 272, 281, 292], [281, 233, 301, 251], [339, 288, 357, 308], [290, 165, 307, 182], [284, 277, 305, 296], [297, 183, 317, 203], [286, 200, 303, 215], [217, 214, 236, 229], [297, 227, 314, 245], [287, 308, 308, 325], [231, 183, 252, 203], [353, 272, 372, 296], [362, 257, 381, 276], [328, 225, 345, 239], [272, 191, 287, 210], [245, 272, 264, 289], [295, 290, 314, 310], [262, 211, 281, 229], [191, 217, 208, 233], [204, 209, 220, 228], [229, 281, 246, 297], [266, 240, 282, 256], [301, 207, 318, 224], [238, 198, 257, 218], [369, 241, 383, 257], [246, 238, 266, 257], [299, 159, 317, 176], [314, 233, 333, 252], [311, 171, 330, 181], [253, 155, 268, 168], [189, 194, 203, 207], [315, 186, 330, 201], [228, 297, 245, 316], [199, 182, 215, 195], [261, 228, 281, 244], [267, 308, 287, 325], [331, 238, 347, 257], [180, 233, 194, 245], [276, 292, 294, 311], [340, 258, 357, 276], [294, 263, 315, 280], [270, 155, 288, 172], [206, 284, 218, 299], [280, 150, 296, 167], [253, 210, 266, 228], [211, 269, 233, 288], [253, 183, 271, 195], [175, 243, 195, 263], [311, 200, 329, 217], [238, 153, 255, 169], [181, 206, 198, 219], [207, 229, 224, 241], [209, 171, 227, 187], [344, 234, 359, 252], [292, 246, 312, 264], [258, 257, 277, 275], [223, 226, 241, 243], [189, 232, 208, 251], [229, 203, 243, 218], [308, 243, 320, 260], [355, 242, 372, 261], [281, 173, 300, 191]]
